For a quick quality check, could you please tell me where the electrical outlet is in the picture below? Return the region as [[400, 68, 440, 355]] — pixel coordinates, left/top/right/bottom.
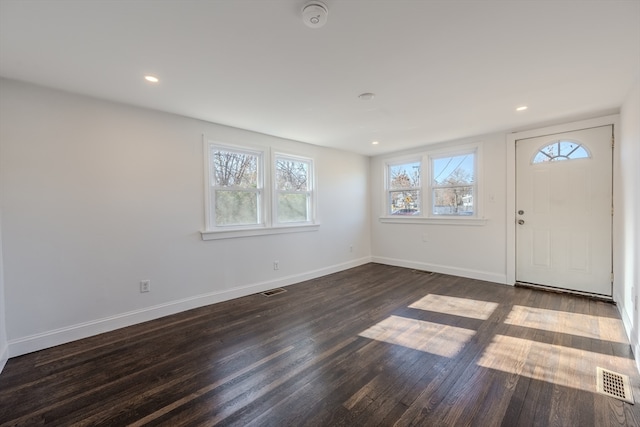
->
[[273, 261, 279, 270], [140, 280, 150, 293]]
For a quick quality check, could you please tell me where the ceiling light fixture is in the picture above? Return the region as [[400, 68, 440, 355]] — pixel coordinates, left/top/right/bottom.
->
[[358, 92, 376, 101], [371, 141, 380, 145], [144, 75, 159, 83], [302, 2, 328, 29], [516, 105, 528, 111]]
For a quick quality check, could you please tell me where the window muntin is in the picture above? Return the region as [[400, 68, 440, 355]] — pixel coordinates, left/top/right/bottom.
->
[[275, 155, 314, 224], [204, 140, 317, 234], [387, 160, 421, 215], [431, 152, 475, 216], [382, 145, 480, 221], [532, 140, 590, 163], [209, 145, 263, 227]]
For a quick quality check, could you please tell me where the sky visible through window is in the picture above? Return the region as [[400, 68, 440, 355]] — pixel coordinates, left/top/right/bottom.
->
[[389, 162, 420, 188], [532, 141, 589, 163], [433, 154, 474, 185]]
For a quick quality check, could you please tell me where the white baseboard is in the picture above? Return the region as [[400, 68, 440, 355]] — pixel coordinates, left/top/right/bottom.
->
[[0, 341, 8, 375], [617, 302, 640, 373], [371, 256, 508, 285], [8, 257, 372, 358]]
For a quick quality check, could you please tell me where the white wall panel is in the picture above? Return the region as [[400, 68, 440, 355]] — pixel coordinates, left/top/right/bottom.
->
[[369, 134, 507, 284], [0, 78, 371, 356], [615, 79, 640, 369], [0, 210, 8, 372]]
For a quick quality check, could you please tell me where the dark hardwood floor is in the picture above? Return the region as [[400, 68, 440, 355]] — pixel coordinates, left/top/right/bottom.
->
[[1, 263, 639, 426]]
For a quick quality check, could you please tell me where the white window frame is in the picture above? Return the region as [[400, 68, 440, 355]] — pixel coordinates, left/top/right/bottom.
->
[[202, 138, 319, 240], [384, 156, 422, 216], [204, 141, 267, 232], [273, 152, 316, 226], [428, 146, 477, 217], [380, 143, 486, 226]]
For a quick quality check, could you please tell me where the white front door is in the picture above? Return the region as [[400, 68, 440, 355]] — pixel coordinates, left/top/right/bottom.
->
[[516, 125, 613, 296]]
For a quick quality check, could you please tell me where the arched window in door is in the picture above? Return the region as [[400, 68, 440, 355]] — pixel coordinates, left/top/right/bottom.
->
[[532, 140, 590, 164]]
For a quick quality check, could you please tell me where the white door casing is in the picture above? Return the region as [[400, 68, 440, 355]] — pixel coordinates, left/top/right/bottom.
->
[[516, 125, 613, 296]]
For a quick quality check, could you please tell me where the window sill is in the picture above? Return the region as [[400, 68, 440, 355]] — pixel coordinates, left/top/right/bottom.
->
[[201, 224, 320, 240], [378, 216, 488, 226]]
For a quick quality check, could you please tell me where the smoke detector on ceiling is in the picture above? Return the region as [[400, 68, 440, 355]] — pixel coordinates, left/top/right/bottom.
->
[[302, 1, 328, 29]]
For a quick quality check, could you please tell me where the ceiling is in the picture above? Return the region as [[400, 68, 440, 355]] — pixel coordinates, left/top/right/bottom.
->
[[1, 0, 638, 156]]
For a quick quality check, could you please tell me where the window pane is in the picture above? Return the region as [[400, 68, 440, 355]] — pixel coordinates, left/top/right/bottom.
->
[[389, 162, 420, 189], [390, 190, 420, 215], [212, 149, 258, 188], [276, 159, 309, 191], [433, 186, 473, 215], [533, 151, 552, 163], [570, 146, 589, 159], [543, 142, 560, 158], [559, 141, 580, 157], [532, 141, 590, 163], [215, 190, 259, 225], [278, 193, 308, 222], [433, 154, 474, 186]]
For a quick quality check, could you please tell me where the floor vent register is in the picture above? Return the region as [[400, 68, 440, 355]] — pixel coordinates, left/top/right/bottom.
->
[[597, 367, 634, 404], [261, 288, 287, 297]]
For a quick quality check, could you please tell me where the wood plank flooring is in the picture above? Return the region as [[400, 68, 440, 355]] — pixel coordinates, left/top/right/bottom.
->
[[1, 263, 639, 426]]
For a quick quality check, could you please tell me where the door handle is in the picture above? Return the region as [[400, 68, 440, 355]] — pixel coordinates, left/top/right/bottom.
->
[[518, 219, 525, 225]]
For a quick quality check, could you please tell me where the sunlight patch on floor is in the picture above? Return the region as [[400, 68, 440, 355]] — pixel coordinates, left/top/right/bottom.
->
[[409, 294, 499, 320], [477, 334, 633, 391], [359, 315, 476, 357], [504, 305, 628, 343]]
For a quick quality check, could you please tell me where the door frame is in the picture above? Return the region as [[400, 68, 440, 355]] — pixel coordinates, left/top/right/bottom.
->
[[506, 114, 619, 291]]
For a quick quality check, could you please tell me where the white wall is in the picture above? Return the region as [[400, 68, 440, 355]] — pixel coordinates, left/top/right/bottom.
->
[[0, 209, 8, 372], [369, 134, 507, 284], [1, 75, 637, 372], [0, 78, 371, 357], [615, 78, 640, 368]]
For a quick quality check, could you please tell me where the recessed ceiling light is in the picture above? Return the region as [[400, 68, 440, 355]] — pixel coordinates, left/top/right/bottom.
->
[[144, 75, 159, 83], [516, 106, 528, 111], [371, 141, 380, 145], [358, 92, 376, 101]]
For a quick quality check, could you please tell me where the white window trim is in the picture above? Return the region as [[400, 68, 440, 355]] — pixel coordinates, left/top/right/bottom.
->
[[204, 140, 268, 232], [531, 139, 592, 164], [201, 224, 320, 240], [378, 217, 487, 226], [273, 151, 316, 226], [379, 142, 485, 225], [428, 145, 479, 218], [201, 137, 319, 240], [384, 155, 422, 217]]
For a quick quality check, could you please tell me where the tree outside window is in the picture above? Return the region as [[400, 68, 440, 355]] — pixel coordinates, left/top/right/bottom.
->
[[431, 153, 475, 215], [275, 156, 313, 223], [388, 161, 421, 215], [210, 146, 262, 226]]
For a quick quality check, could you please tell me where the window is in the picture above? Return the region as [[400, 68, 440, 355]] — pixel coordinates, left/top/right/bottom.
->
[[387, 160, 421, 215], [383, 144, 481, 222], [208, 144, 263, 228], [431, 151, 475, 216], [203, 140, 317, 237], [275, 154, 314, 224], [532, 140, 590, 163]]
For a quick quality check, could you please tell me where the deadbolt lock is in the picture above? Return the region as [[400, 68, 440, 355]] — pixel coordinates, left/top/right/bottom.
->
[[518, 210, 524, 215]]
